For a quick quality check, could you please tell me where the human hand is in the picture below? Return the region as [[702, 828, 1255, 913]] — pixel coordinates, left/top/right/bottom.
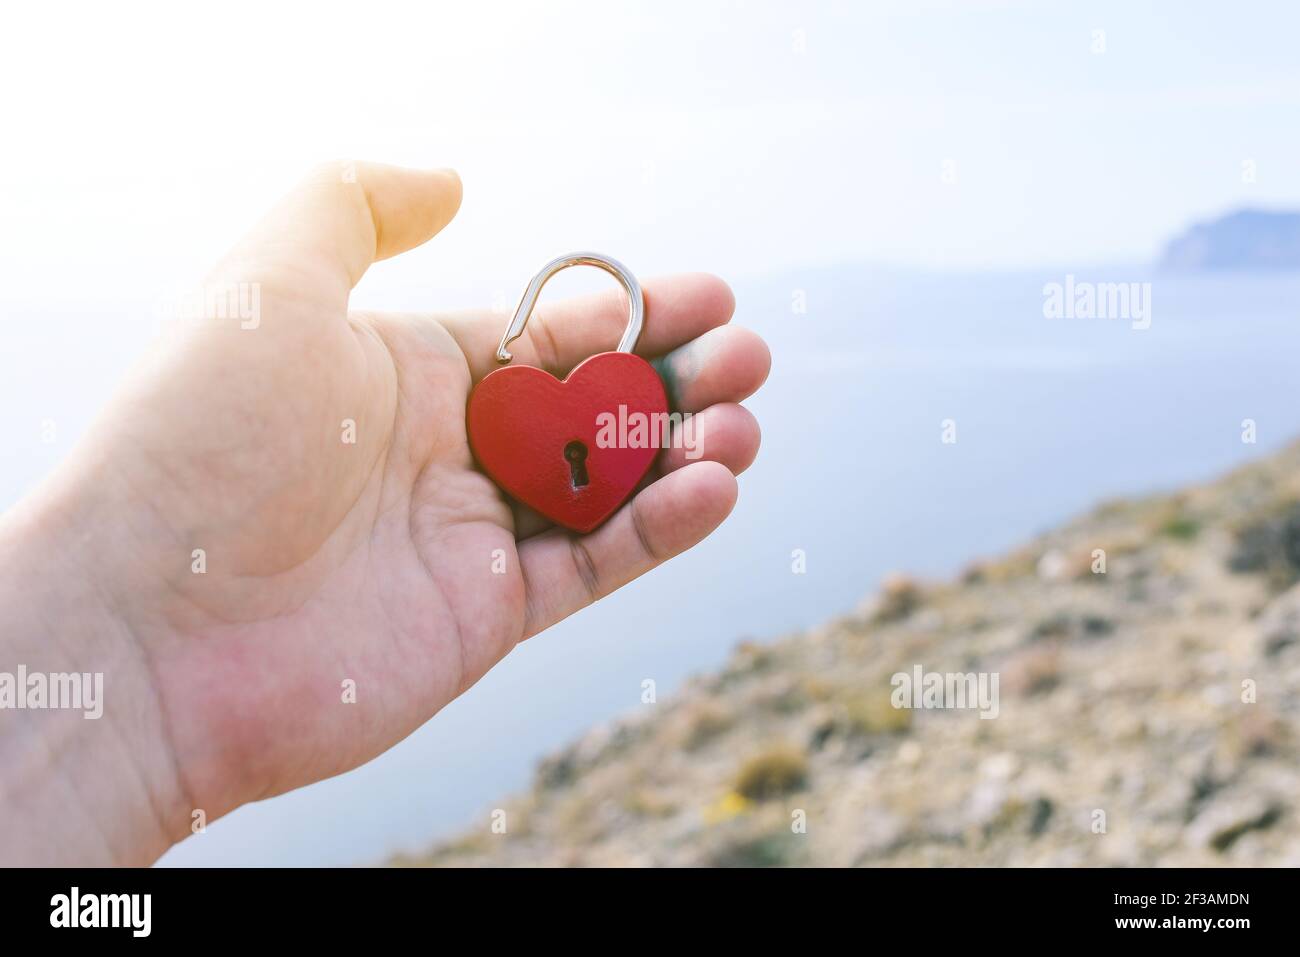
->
[[0, 162, 769, 864]]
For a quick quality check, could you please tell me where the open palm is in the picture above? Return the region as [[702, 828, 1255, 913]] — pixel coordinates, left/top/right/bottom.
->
[[70, 162, 768, 832]]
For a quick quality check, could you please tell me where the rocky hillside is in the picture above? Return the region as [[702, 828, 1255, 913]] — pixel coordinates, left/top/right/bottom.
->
[[1160, 208, 1300, 271], [395, 443, 1300, 867]]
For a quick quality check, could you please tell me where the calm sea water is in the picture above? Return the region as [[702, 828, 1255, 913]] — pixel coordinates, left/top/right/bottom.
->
[[11, 266, 1298, 866]]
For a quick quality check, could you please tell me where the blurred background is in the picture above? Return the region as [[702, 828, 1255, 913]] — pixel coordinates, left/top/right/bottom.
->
[[2, 1, 1299, 865]]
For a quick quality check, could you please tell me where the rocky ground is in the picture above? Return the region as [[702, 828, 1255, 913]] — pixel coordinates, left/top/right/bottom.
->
[[395, 442, 1300, 867]]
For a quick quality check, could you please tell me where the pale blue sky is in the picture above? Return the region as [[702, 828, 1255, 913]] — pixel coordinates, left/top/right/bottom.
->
[[3, 0, 1298, 302]]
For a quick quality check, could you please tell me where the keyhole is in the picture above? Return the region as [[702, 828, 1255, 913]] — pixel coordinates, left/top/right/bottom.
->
[[564, 440, 589, 489]]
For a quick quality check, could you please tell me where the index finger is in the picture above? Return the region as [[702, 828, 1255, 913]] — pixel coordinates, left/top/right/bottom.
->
[[440, 272, 736, 382]]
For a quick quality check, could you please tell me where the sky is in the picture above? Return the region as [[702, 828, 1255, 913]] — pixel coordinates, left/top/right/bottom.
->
[[3, 0, 1300, 304]]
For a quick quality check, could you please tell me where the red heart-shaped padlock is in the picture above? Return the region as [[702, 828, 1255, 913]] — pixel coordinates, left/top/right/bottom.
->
[[467, 351, 667, 533], [465, 253, 668, 533]]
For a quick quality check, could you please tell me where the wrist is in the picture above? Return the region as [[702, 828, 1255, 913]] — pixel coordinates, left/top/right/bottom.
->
[[0, 467, 190, 865]]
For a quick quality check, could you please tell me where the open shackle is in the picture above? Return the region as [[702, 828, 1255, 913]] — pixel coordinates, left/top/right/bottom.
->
[[494, 252, 645, 364]]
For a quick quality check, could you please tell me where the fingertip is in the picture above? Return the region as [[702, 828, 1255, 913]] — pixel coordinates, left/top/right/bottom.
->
[[360, 162, 463, 262], [429, 167, 463, 216], [648, 467, 734, 556], [656, 402, 761, 477], [676, 459, 739, 528], [693, 273, 736, 323], [727, 325, 772, 397], [659, 323, 772, 412], [744, 326, 772, 387], [670, 273, 735, 326], [636, 459, 738, 554], [643, 272, 736, 335], [729, 403, 762, 474], [706, 459, 741, 513]]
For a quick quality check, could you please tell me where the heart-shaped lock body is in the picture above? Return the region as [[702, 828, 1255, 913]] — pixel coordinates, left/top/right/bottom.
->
[[467, 351, 667, 533], [466, 253, 668, 533]]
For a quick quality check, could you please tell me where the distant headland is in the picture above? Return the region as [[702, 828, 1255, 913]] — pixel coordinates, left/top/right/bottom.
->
[[1160, 208, 1300, 271]]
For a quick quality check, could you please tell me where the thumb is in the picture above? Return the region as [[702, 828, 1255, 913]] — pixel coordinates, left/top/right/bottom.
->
[[226, 161, 463, 298]]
